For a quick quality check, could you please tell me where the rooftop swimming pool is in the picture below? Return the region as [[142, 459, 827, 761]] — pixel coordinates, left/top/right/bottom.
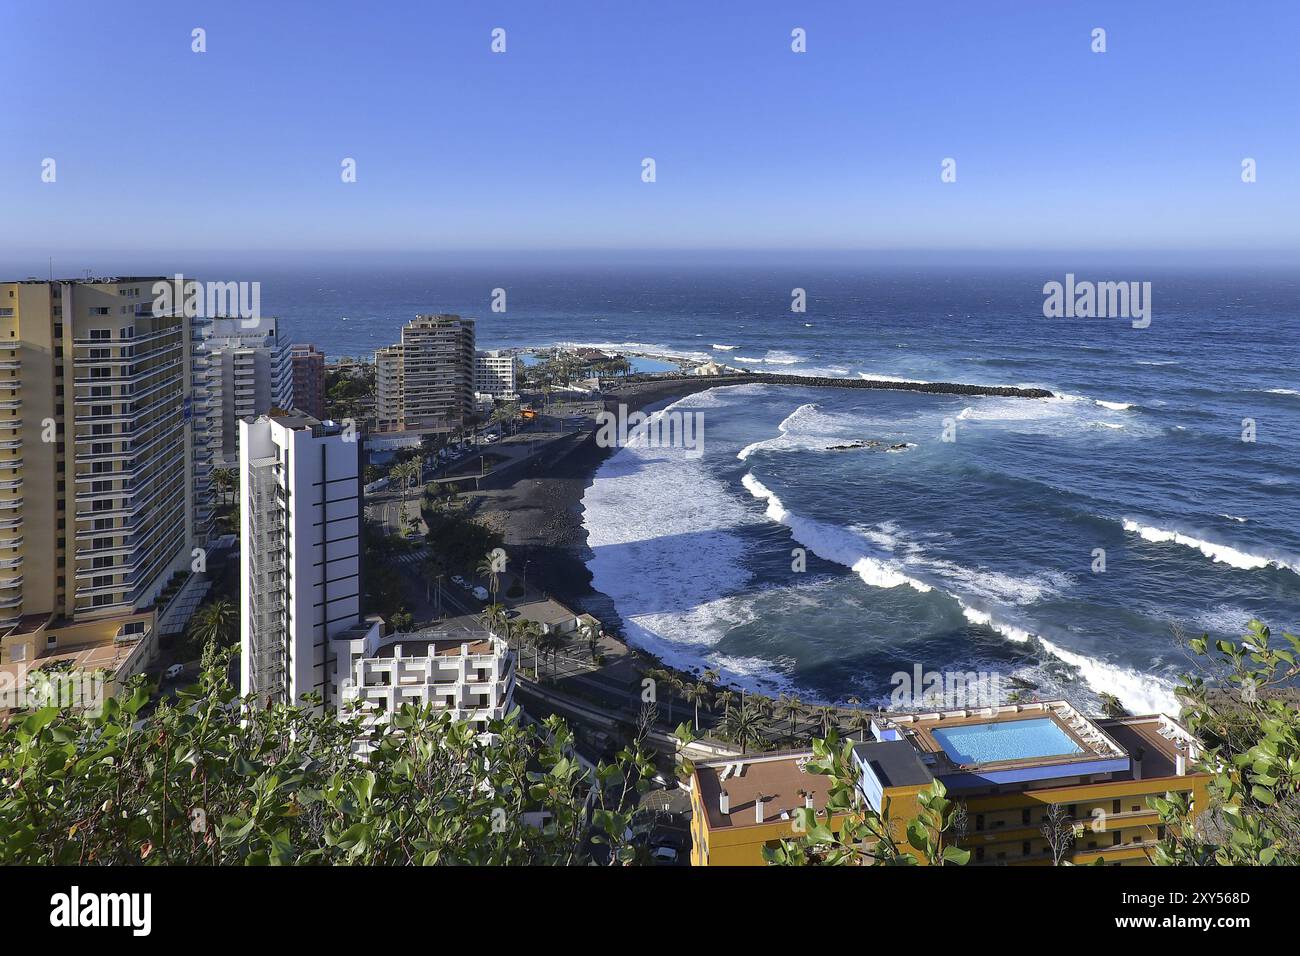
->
[[930, 717, 1084, 765]]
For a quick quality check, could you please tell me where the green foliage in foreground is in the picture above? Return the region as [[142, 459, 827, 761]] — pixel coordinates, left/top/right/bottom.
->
[[0, 650, 656, 865], [762, 731, 968, 866], [1152, 620, 1300, 865]]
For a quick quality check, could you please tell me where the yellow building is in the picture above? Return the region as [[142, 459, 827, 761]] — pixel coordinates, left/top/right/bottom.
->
[[0, 278, 203, 712], [690, 700, 1210, 866]]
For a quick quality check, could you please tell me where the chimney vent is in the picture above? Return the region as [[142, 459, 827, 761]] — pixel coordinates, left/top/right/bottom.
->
[[755, 796, 766, 824], [718, 790, 730, 816]]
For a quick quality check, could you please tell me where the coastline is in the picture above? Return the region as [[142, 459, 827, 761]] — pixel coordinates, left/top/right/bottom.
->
[[474, 376, 733, 631]]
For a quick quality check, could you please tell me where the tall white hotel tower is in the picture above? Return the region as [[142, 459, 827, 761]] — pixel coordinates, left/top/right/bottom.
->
[[238, 413, 368, 706]]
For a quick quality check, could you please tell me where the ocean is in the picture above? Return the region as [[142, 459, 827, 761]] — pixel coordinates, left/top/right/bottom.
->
[[262, 263, 1300, 714]]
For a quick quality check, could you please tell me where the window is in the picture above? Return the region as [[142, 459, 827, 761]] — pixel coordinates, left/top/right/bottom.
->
[[89, 328, 111, 340]]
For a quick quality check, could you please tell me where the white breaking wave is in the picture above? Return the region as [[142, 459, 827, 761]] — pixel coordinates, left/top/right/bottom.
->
[[1219, 514, 1248, 523], [1122, 519, 1299, 575], [712, 344, 738, 351], [1261, 388, 1300, 397], [734, 349, 803, 365], [740, 471, 1175, 713], [737, 403, 822, 461], [740, 473, 932, 592], [1095, 400, 1134, 411], [858, 372, 929, 384]]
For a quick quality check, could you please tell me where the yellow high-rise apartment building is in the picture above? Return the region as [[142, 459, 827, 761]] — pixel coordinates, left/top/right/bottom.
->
[[0, 278, 203, 710]]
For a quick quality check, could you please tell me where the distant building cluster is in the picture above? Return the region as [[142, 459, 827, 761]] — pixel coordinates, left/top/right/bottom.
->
[[375, 314, 477, 433]]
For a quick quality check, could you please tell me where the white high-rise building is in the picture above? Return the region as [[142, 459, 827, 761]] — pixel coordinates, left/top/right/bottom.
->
[[474, 349, 518, 400], [239, 413, 364, 706], [198, 317, 292, 467], [238, 412, 515, 746]]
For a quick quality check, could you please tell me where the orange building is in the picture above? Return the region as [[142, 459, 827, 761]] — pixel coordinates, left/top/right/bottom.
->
[[689, 700, 1210, 866]]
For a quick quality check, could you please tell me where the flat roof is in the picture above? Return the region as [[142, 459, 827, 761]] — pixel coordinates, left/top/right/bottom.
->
[[881, 700, 1127, 773], [693, 750, 839, 831], [852, 740, 935, 788]]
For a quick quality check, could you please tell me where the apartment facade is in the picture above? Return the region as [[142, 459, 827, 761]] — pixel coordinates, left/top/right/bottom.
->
[[330, 626, 515, 750], [289, 343, 325, 419], [689, 700, 1210, 866], [0, 278, 200, 684], [239, 413, 363, 706], [474, 349, 518, 401], [196, 317, 291, 467], [238, 412, 514, 747], [374, 314, 475, 433]]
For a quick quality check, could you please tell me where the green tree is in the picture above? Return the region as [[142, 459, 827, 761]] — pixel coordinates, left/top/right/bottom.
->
[[721, 703, 766, 755], [1151, 619, 1300, 866], [190, 599, 237, 651], [684, 681, 711, 733], [777, 693, 804, 743], [477, 552, 505, 604], [0, 650, 658, 866]]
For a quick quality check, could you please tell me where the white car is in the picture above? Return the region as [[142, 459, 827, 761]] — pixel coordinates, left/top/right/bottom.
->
[[471, 585, 490, 602], [164, 663, 185, 680], [651, 846, 679, 864], [450, 575, 467, 588]]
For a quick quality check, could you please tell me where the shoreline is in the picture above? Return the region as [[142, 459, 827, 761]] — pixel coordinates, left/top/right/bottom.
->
[[474, 371, 1053, 675], [475, 376, 730, 630]]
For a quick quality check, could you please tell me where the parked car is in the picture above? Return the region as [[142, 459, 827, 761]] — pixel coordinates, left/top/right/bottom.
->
[[164, 663, 185, 680], [450, 575, 467, 588], [471, 585, 490, 602], [650, 846, 679, 865]]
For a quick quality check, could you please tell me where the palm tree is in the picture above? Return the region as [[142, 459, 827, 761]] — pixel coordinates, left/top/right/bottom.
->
[[209, 467, 237, 507], [512, 620, 540, 678], [684, 680, 712, 732], [777, 693, 804, 743], [813, 704, 838, 740], [479, 602, 508, 637], [715, 688, 736, 721], [722, 704, 765, 755], [476, 552, 504, 604], [578, 619, 601, 662], [389, 458, 422, 528], [190, 599, 236, 651], [646, 668, 679, 724], [849, 708, 874, 742], [534, 628, 566, 676]]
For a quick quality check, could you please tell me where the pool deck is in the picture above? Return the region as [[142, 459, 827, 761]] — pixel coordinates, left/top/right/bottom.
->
[[882, 701, 1130, 775]]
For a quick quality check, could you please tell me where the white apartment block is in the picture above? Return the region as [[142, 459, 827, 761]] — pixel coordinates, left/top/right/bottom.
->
[[239, 413, 363, 706], [474, 349, 518, 401], [374, 314, 475, 433], [197, 317, 292, 467], [330, 626, 516, 748], [238, 412, 515, 745]]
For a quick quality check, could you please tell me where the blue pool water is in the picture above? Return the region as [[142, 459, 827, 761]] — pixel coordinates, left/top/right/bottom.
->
[[931, 718, 1084, 765]]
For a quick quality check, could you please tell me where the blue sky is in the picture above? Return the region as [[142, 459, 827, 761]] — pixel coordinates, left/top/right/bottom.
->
[[2, 0, 1298, 261]]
